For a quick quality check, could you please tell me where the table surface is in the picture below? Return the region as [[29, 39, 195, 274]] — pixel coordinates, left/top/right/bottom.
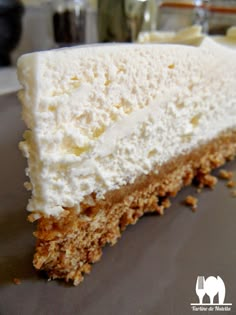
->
[[0, 93, 236, 315]]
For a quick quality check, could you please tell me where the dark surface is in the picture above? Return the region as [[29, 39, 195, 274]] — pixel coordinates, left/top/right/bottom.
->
[[0, 93, 236, 315]]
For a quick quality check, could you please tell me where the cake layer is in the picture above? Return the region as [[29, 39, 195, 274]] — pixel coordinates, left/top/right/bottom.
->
[[33, 129, 236, 285], [18, 38, 236, 217]]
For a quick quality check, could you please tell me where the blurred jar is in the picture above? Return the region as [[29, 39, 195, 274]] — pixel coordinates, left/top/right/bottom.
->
[[85, 0, 98, 43], [125, 0, 148, 41], [97, 0, 148, 42], [0, 0, 24, 66], [52, 0, 87, 46], [208, 0, 236, 35], [11, 0, 54, 65], [157, 1, 208, 33], [98, 0, 130, 42]]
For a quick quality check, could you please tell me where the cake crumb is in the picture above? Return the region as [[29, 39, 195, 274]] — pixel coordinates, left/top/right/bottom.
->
[[227, 180, 236, 188], [162, 198, 171, 209], [232, 190, 236, 197], [157, 206, 164, 216], [218, 169, 233, 180], [184, 195, 198, 211], [13, 278, 21, 285], [201, 174, 218, 188], [168, 64, 175, 69], [232, 189, 236, 197]]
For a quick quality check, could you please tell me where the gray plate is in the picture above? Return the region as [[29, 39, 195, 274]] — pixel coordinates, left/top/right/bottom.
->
[[0, 93, 235, 315]]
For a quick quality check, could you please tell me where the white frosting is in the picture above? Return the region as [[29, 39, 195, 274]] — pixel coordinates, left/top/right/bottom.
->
[[17, 38, 236, 216]]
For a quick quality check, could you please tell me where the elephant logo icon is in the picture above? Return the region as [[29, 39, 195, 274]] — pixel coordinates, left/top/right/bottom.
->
[[191, 276, 232, 306]]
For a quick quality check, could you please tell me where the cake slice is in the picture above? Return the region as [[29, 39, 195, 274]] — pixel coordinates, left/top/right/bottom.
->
[[17, 38, 236, 285], [138, 25, 205, 45]]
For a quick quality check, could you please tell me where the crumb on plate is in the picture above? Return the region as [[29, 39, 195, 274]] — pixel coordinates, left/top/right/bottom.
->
[[232, 190, 236, 197], [13, 278, 21, 285], [199, 174, 218, 189], [227, 180, 236, 188], [184, 195, 198, 211], [218, 169, 233, 180]]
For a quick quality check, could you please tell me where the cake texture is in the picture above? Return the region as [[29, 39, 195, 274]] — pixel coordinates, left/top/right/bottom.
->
[[17, 37, 236, 284]]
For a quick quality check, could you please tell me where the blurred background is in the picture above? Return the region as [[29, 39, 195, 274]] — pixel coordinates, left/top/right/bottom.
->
[[1, 0, 236, 93]]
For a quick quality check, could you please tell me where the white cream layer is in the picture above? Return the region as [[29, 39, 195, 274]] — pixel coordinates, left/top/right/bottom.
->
[[18, 38, 236, 216]]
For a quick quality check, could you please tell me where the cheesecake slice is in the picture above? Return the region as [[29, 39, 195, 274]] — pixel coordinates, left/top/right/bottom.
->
[[18, 38, 236, 285]]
